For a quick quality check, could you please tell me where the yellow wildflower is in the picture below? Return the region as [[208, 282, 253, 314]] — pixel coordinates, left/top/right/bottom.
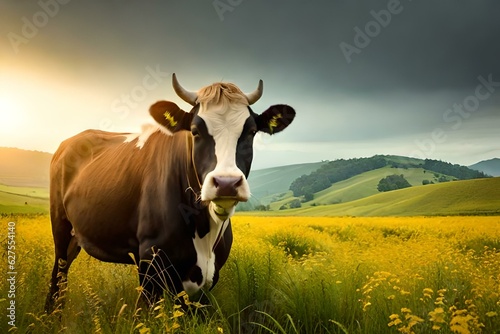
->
[[434, 297, 446, 306], [428, 307, 446, 326], [171, 310, 184, 318]]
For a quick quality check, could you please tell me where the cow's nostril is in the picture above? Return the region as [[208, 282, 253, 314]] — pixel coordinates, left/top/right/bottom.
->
[[212, 176, 243, 197], [235, 176, 243, 187], [213, 176, 241, 188]]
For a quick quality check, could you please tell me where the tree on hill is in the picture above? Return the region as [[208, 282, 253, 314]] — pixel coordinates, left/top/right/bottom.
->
[[377, 174, 412, 192], [288, 155, 490, 199], [304, 192, 314, 201], [423, 159, 489, 180], [290, 156, 387, 197]]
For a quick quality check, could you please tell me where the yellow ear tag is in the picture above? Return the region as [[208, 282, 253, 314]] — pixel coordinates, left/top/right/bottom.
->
[[163, 111, 178, 128], [268, 113, 282, 134]]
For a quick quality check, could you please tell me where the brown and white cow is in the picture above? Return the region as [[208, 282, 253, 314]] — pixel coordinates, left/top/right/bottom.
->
[[45, 74, 295, 311]]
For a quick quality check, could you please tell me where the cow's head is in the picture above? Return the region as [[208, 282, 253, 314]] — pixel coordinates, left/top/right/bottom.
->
[[150, 74, 295, 219]]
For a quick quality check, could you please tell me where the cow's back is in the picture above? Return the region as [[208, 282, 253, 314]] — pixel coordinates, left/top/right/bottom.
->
[[50, 129, 147, 262], [51, 130, 132, 193]]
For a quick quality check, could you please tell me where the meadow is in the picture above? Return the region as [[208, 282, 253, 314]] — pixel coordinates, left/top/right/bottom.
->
[[1, 215, 499, 333], [0, 184, 49, 214]]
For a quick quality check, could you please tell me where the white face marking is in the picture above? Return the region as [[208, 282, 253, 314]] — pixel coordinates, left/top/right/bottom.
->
[[182, 216, 229, 295], [198, 102, 251, 202]]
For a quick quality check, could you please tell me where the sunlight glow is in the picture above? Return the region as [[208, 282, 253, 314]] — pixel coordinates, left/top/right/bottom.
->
[[0, 94, 23, 133]]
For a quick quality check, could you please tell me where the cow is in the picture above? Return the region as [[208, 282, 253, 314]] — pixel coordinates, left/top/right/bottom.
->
[[45, 73, 295, 312]]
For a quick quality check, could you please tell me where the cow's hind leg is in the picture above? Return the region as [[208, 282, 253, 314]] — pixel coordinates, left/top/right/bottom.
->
[[45, 216, 81, 313]]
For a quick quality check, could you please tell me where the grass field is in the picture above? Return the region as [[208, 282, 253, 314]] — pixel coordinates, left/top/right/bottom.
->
[[1, 214, 499, 333], [0, 184, 49, 214]]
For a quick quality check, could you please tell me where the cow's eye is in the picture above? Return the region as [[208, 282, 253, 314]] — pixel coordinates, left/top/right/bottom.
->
[[249, 129, 257, 137], [191, 127, 200, 137]]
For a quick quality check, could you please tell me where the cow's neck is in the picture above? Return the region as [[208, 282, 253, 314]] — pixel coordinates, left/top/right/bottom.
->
[[185, 195, 233, 295], [184, 134, 203, 199]]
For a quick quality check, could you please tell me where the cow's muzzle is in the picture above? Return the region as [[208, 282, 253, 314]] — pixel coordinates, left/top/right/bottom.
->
[[201, 172, 250, 203], [213, 176, 243, 198]]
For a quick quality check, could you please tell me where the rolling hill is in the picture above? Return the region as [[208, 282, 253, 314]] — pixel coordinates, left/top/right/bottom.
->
[[0, 183, 49, 214], [0, 147, 52, 187], [308, 167, 438, 206], [469, 158, 500, 176], [248, 155, 492, 211], [247, 161, 327, 200], [289, 155, 489, 199], [244, 155, 500, 216], [242, 177, 500, 217], [0, 147, 51, 213]]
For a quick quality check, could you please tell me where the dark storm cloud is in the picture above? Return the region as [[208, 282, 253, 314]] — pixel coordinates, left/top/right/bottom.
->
[[2, 0, 499, 166], [5, 0, 499, 91], [336, 1, 500, 92]]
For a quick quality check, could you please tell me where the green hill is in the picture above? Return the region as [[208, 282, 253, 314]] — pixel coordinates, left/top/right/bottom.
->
[[242, 155, 491, 212], [266, 166, 455, 210], [0, 147, 52, 187], [308, 167, 424, 205], [0, 184, 49, 214], [0, 147, 52, 213], [469, 158, 500, 177], [247, 161, 326, 201], [289, 155, 489, 199], [246, 177, 500, 217]]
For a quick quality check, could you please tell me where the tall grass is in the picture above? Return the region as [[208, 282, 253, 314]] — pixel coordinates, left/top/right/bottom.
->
[[1, 215, 499, 333]]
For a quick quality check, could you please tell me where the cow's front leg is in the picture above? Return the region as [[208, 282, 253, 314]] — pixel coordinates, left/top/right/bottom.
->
[[137, 245, 182, 305]]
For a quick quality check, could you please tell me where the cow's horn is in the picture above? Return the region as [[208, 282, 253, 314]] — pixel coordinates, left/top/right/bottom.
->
[[245, 80, 264, 105], [172, 73, 197, 106]]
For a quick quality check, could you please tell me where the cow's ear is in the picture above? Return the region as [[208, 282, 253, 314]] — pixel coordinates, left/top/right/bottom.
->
[[256, 104, 295, 135], [149, 101, 192, 132]]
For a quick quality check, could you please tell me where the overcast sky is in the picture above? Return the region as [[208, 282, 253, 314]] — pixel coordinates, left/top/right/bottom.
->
[[1, 0, 499, 169]]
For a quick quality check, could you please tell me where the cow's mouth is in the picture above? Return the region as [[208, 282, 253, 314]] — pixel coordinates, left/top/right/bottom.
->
[[211, 199, 238, 218]]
